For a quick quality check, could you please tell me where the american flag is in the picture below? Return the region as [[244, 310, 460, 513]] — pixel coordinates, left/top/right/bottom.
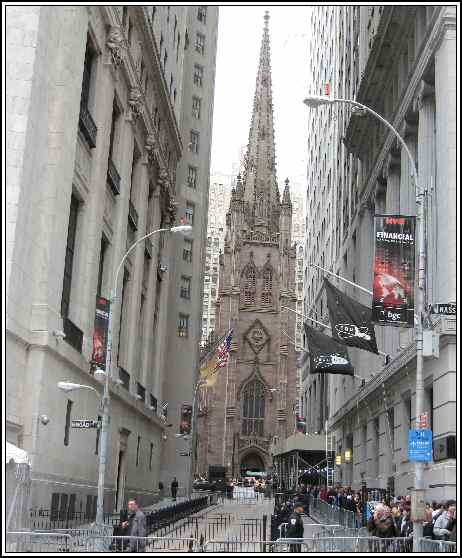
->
[[216, 329, 233, 369], [161, 401, 168, 416]]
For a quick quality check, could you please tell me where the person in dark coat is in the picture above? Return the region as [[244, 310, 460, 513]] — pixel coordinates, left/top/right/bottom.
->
[[367, 504, 398, 538], [171, 477, 179, 501], [286, 502, 305, 552]]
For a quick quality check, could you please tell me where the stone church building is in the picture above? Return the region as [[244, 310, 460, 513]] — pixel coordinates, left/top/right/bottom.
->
[[197, 13, 298, 478]]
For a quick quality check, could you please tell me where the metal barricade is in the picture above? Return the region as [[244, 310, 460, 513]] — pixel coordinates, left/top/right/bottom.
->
[[417, 538, 457, 553], [6, 531, 74, 553], [203, 539, 284, 553], [280, 536, 413, 553], [83, 534, 198, 553]]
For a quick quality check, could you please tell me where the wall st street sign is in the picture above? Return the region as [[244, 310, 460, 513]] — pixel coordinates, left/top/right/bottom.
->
[[71, 419, 101, 429], [430, 303, 456, 315]]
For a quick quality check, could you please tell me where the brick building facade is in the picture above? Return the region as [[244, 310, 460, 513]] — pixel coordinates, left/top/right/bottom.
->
[[196, 13, 298, 478]]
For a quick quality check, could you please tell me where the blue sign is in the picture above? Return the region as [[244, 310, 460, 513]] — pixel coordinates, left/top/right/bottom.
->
[[408, 429, 433, 462]]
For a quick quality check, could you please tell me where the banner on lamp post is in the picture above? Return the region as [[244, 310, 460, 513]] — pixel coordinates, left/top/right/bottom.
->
[[373, 215, 416, 327], [179, 404, 192, 435], [296, 415, 306, 434], [91, 297, 110, 369]]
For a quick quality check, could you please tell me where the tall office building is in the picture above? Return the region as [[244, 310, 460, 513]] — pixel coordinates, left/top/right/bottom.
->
[[201, 174, 232, 345], [196, 13, 298, 478], [6, 5, 218, 514], [302, 6, 456, 500]]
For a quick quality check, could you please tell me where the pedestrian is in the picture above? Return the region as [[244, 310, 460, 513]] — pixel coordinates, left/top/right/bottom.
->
[[121, 498, 147, 553], [286, 501, 305, 552], [434, 504, 456, 540], [447, 507, 456, 543], [171, 477, 179, 501], [367, 503, 398, 538]]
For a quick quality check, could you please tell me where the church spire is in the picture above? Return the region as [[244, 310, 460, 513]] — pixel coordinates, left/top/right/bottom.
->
[[241, 11, 279, 232]]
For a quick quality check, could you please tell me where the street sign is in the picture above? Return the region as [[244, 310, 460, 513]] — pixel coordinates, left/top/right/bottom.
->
[[417, 412, 429, 430], [430, 302, 456, 315], [71, 419, 101, 429], [408, 429, 433, 462]]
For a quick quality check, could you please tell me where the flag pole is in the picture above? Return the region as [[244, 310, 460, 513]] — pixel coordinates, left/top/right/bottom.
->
[[308, 262, 373, 296], [280, 305, 389, 359]]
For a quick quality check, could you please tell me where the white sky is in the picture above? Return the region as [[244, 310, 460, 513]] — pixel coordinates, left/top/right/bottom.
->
[[210, 5, 312, 193]]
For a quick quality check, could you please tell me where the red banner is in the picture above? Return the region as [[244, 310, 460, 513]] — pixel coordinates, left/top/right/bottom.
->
[[179, 404, 192, 435], [373, 216, 415, 327], [91, 297, 110, 368]]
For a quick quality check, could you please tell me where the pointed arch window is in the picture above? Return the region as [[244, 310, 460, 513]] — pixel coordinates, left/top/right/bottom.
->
[[242, 380, 265, 437], [261, 264, 273, 305], [243, 266, 257, 305]]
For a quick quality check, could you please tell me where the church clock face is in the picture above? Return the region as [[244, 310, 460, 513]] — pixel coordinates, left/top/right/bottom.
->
[[245, 320, 269, 355]]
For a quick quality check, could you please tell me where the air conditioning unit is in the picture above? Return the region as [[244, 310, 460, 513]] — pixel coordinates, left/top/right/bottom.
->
[[433, 435, 456, 462]]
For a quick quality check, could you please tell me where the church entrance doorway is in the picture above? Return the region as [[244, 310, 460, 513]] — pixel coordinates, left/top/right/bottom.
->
[[240, 451, 265, 477]]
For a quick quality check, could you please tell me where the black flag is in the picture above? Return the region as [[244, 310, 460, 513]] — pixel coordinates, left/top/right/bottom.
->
[[324, 278, 379, 355], [304, 323, 354, 376]]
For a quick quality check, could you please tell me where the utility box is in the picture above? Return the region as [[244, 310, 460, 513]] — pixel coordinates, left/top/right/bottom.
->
[[422, 330, 439, 359]]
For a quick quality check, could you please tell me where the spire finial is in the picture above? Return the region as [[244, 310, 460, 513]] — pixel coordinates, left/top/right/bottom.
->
[[264, 11, 270, 28]]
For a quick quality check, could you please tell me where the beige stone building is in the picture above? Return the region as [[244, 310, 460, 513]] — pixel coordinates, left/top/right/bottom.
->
[[196, 13, 298, 478], [6, 5, 218, 515], [302, 6, 456, 501]]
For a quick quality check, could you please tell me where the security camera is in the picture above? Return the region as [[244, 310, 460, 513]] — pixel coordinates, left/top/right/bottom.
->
[[40, 415, 50, 425], [162, 433, 168, 441], [53, 330, 66, 339], [159, 265, 168, 273], [135, 394, 143, 401]]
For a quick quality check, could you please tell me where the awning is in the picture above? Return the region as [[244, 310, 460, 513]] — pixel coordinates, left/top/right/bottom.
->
[[6, 442, 30, 465]]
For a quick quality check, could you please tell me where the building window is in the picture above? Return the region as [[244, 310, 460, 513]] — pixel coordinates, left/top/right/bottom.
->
[[192, 96, 201, 119], [184, 30, 189, 50], [242, 380, 265, 437], [117, 269, 130, 366], [261, 265, 273, 305], [180, 276, 191, 299], [185, 202, 195, 225], [243, 265, 256, 305], [149, 442, 154, 471], [187, 165, 198, 189], [136, 435, 141, 467], [183, 238, 193, 262], [197, 6, 207, 23], [189, 130, 199, 153], [61, 194, 80, 319], [178, 314, 189, 337], [64, 400, 73, 447], [96, 236, 109, 297], [193, 64, 203, 87], [195, 33, 205, 55]]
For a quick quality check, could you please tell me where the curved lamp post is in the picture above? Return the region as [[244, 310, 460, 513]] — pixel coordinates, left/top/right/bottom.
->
[[303, 94, 425, 544]]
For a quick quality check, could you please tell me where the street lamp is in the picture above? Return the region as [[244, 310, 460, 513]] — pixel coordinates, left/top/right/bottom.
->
[[94, 224, 192, 526], [304, 93, 426, 544], [57, 381, 100, 397]]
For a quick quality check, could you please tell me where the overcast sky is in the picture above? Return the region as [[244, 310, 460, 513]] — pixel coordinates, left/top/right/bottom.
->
[[210, 5, 311, 193]]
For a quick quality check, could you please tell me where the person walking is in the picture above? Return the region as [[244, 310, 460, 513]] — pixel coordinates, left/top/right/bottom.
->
[[171, 477, 179, 501], [121, 498, 147, 553], [286, 501, 305, 553]]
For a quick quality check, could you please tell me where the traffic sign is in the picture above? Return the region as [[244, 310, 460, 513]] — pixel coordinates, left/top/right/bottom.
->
[[408, 429, 432, 462], [430, 303, 456, 315], [71, 419, 101, 429]]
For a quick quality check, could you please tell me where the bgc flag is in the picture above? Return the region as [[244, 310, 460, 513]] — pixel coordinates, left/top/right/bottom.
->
[[91, 297, 110, 369], [304, 323, 354, 376], [296, 415, 307, 434], [373, 215, 415, 327], [179, 404, 192, 435], [324, 278, 379, 355]]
